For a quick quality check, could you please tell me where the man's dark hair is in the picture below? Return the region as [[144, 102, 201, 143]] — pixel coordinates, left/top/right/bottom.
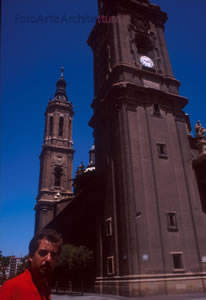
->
[[29, 229, 63, 257]]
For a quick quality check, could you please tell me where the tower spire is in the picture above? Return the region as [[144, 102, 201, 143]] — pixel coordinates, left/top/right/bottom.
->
[[55, 66, 68, 100], [35, 67, 74, 232]]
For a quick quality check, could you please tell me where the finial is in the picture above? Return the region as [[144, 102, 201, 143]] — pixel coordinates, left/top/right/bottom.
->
[[60, 66, 64, 78]]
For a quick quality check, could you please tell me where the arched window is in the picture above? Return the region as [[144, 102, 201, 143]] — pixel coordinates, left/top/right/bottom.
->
[[135, 33, 153, 56], [54, 166, 63, 186], [58, 117, 64, 136], [49, 116, 53, 136]]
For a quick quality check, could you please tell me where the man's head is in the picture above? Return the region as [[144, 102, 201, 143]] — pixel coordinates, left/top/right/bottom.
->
[[28, 229, 62, 278]]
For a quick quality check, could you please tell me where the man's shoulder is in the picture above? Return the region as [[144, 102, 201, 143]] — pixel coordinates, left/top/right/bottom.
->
[[0, 269, 51, 299], [0, 269, 33, 292], [3, 269, 30, 286], [0, 269, 40, 299]]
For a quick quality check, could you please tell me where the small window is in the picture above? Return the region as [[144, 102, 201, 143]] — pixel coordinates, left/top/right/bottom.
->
[[54, 166, 63, 187], [153, 103, 161, 116], [42, 208, 47, 214], [107, 256, 115, 275], [136, 212, 142, 219], [157, 143, 167, 158], [172, 253, 184, 271], [49, 116, 53, 136], [135, 33, 152, 56], [167, 212, 178, 232], [58, 117, 64, 136], [105, 218, 112, 236]]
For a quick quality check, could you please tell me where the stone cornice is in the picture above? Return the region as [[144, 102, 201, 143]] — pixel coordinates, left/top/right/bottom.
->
[[89, 81, 188, 128], [40, 144, 75, 156], [93, 63, 181, 100], [46, 99, 74, 115], [92, 81, 187, 109]]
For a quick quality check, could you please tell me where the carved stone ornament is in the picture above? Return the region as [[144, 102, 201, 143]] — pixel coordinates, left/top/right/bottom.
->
[[198, 141, 206, 155], [195, 120, 206, 140], [130, 16, 150, 33], [54, 155, 64, 165], [54, 192, 62, 200]]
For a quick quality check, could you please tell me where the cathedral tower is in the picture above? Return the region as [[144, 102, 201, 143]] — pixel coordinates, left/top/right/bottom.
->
[[88, 0, 206, 296], [35, 67, 74, 232]]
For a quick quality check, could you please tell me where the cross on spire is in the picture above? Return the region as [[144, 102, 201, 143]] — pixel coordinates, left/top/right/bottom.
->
[[60, 66, 64, 78]]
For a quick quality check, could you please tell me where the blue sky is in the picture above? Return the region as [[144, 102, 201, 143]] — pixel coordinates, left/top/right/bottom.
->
[[1, 0, 206, 257]]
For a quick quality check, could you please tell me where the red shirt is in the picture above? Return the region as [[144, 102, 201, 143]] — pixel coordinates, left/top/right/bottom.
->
[[0, 269, 51, 300]]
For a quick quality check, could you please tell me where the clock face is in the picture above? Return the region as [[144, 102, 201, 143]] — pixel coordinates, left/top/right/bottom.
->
[[140, 56, 154, 68]]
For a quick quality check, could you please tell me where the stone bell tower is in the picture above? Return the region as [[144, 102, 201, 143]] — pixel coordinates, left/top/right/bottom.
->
[[35, 67, 74, 232], [88, 0, 206, 296]]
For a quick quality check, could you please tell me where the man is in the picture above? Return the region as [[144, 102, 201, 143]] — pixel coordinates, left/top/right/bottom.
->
[[0, 229, 62, 299]]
